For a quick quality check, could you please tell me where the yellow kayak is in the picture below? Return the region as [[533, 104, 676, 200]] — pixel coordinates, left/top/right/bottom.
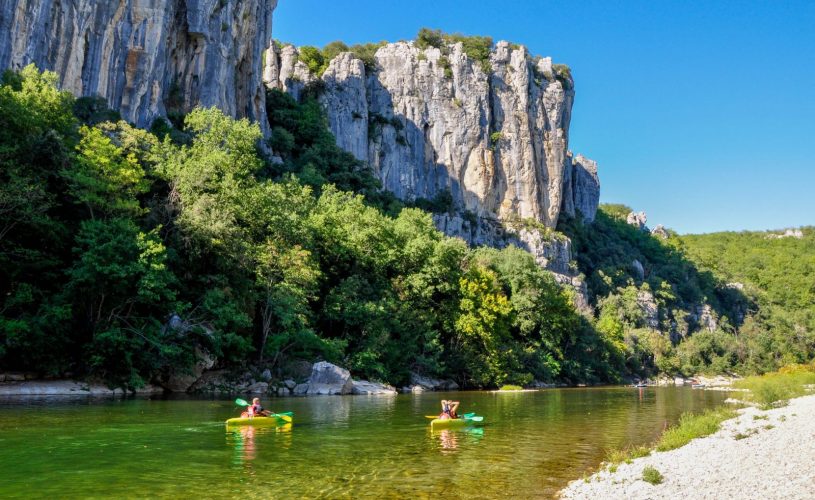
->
[[430, 418, 468, 430], [225, 414, 292, 427]]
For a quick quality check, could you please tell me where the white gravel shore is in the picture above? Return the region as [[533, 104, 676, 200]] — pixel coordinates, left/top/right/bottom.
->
[[560, 394, 815, 500]]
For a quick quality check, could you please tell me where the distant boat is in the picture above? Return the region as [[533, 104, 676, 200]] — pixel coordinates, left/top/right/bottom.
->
[[691, 384, 706, 389], [633, 382, 648, 388]]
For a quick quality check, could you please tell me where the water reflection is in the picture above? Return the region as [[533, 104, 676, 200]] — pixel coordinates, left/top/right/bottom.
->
[[0, 387, 729, 499], [226, 424, 292, 464], [436, 429, 458, 451], [431, 426, 485, 454]]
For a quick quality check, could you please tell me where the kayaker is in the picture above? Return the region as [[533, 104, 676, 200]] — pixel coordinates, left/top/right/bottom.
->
[[248, 398, 271, 417], [439, 399, 460, 420]]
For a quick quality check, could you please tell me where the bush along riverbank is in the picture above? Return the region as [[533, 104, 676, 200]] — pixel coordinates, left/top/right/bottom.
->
[[560, 363, 815, 499]]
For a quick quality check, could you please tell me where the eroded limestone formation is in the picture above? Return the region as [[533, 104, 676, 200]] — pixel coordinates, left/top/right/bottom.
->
[[0, 0, 278, 131], [265, 40, 600, 229]]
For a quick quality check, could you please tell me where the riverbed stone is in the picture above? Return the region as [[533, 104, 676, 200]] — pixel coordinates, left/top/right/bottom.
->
[[441, 380, 460, 391], [293, 383, 309, 396], [162, 347, 216, 393], [6, 373, 25, 382], [247, 382, 269, 394], [305, 361, 354, 395], [351, 380, 397, 395], [409, 373, 443, 391], [276, 386, 290, 396], [0, 380, 164, 396], [283, 379, 296, 390], [260, 369, 272, 382]]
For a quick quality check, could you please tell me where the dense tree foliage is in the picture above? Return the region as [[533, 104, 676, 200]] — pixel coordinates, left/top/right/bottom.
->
[[4, 66, 807, 390], [679, 229, 815, 373], [0, 66, 618, 389], [560, 207, 814, 376]]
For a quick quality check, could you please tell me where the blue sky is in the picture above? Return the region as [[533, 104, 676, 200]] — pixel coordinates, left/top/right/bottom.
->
[[274, 1, 815, 234]]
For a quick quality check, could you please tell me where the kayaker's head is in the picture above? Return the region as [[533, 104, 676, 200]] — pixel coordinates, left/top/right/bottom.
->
[[252, 398, 260, 405]]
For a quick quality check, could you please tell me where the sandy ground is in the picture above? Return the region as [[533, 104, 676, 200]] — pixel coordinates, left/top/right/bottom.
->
[[560, 394, 815, 500]]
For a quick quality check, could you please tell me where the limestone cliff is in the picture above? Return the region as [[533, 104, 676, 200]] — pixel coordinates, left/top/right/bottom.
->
[[0, 0, 278, 131], [265, 40, 599, 229], [265, 39, 599, 308]]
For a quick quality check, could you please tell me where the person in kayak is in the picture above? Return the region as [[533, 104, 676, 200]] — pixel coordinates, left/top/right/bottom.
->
[[439, 399, 460, 420], [248, 398, 271, 417]]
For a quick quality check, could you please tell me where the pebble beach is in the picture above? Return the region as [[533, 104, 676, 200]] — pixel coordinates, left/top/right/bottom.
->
[[560, 394, 815, 500]]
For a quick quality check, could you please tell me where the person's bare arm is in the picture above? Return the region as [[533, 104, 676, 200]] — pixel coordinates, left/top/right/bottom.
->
[[451, 401, 460, 414]]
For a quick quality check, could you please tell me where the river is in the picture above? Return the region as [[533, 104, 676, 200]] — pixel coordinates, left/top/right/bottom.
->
[[0, 387, 727, 498]]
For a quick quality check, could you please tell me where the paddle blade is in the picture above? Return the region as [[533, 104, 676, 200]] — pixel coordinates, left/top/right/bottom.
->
[[235, 398, 249, 407], [462, 412, 476, 418], [426, 415, 440, 419], [274, 413, 293, 423], [467, 416, 484, 422]]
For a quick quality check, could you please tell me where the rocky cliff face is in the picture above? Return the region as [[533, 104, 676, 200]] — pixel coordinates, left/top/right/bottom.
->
[[265, 40, 599, 308], [0, 0, 277, 131], [265, 40, 599, 229]]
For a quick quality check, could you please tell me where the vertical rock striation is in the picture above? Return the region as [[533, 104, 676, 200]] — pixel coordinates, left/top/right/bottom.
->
[[265, 40, 599, 230], [265, 39, 600, 309], [0, 0, 278, 131]]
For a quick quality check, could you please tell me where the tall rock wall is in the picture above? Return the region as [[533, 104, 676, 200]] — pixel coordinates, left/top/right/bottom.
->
[[265, 40, 599, 229], [0, 0, 278, 131]]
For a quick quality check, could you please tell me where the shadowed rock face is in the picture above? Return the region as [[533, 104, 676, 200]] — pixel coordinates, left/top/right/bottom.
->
[[0, 0, 278, 131], [266, 40, 600, 229]]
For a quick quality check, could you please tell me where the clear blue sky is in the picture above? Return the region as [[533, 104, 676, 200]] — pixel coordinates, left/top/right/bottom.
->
[[274, 0, 815, 234]]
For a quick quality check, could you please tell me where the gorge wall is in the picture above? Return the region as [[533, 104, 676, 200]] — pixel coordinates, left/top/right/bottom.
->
[[0, 0, 278, 131], [265, 40, 599, 304], [0, 4, 600, 304], [265, 41, 600, 230]]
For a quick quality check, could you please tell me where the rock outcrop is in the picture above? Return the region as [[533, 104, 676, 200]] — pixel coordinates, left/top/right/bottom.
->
[[651, 224, 670, 239], [301, 361, 354, 396], [265, 40, 600, 308], [0, 0, 278, 131], [351, 380, 397, 395], [626, 211, 648, 231], [162, 347, 216, 393], [265, 40, 599, 229], [562, 154, 600, 222]]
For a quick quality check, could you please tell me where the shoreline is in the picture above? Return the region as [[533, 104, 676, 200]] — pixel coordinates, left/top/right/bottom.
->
[[559, 393, 815, 499], [0, 377, 735, 398]]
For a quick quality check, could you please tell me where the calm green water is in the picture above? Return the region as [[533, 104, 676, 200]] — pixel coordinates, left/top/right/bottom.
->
[[0, 387, 726, 498]]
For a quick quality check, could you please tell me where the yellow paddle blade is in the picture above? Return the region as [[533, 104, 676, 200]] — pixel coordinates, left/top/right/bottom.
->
[[275, 413, 293, 423], [426, 415, 440, 419]]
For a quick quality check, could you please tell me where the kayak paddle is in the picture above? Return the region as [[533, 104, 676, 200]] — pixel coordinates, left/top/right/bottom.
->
[[233, 399, 292, 422]]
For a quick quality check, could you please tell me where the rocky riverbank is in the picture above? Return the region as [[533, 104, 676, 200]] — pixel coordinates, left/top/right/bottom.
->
[[559, 394, 815, 499], [0, 379, 164, 396]]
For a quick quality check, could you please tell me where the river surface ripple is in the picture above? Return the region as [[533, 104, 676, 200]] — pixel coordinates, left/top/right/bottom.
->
[[0, 386, 727, 498]]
